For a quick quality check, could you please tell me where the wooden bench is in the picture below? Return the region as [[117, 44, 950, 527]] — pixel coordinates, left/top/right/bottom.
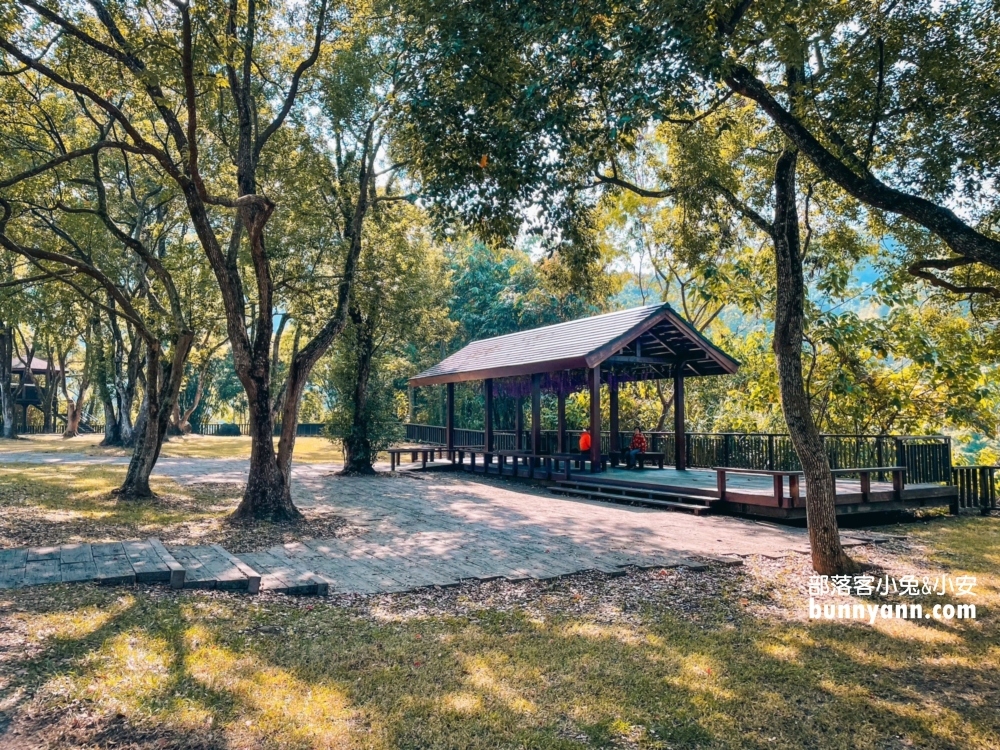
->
[[830, 466, 906, 503], [610, 451, 665, 469], [388, 445, 451, 471], [714, 467, 805, 508], [715, 465, 907, 508], [549, 452, 609, 473], [495, 450, 568, 479], [451, 449, 604, 479]]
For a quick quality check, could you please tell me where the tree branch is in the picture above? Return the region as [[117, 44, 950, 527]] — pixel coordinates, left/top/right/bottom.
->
[[907, 258, 1000, 299], [0, 141, 145, 189], [725, 63, 1000, 272], [593, 171, 676, 198], [254, 0, 329, 157]]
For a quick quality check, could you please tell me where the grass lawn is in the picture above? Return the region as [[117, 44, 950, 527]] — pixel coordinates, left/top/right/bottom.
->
[[0, 517, 997, 749], [0, 434, 344, 463]]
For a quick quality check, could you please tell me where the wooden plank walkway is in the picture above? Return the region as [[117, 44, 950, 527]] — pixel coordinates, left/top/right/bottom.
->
[[0, 534, 707, 596]]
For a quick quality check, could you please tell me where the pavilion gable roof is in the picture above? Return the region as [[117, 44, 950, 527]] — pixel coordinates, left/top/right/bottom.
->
[[10, 356, 61, 375], [409, 303, 738, 386]]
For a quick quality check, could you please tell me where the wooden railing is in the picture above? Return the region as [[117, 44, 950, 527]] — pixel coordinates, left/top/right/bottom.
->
[[12, 421, 329, 438], [188, 422, 327, 437], [952, 466, 998, 514], [403, 424, 953, 484], [3, 421, 105, 435]]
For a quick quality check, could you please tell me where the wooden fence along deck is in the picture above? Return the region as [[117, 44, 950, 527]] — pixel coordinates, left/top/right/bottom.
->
[[406, 424, 953, 478], [402, 424, 989, 519]]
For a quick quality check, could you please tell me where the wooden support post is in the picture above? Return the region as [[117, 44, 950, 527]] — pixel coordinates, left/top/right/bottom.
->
[[673, 367, 686, 470], [531, 373, 541, 455], [609, 378, 620, 455], [446, 382, 455, 456], [515, 397, 524, 450], [589, 365, 601, 472], [557, 389, 566, 453], [484, 378, 494, 452]]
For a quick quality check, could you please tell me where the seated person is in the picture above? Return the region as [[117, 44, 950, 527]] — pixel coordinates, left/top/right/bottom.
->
[[579, 427, 592, 456], [626, 427, 647, 468]]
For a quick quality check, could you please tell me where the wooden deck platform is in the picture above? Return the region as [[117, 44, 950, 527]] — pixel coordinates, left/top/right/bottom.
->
[[563, 467, 957, 518], [436, 447, 958, 518]]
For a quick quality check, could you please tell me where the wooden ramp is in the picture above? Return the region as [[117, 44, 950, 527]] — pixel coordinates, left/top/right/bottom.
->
[[1, 538, 186, 590]]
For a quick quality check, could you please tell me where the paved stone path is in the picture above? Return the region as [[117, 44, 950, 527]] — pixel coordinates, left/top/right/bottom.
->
[[0, 452, 889, 595]]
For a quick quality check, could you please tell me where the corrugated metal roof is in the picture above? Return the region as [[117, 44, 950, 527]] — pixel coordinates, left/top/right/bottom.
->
[[410, 303, 738, 385]]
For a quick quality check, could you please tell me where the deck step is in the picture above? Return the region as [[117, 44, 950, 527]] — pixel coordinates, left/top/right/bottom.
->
[[168, 545, 257, 591], [554, 480, 719, 506], [550, 485, 717, 515]]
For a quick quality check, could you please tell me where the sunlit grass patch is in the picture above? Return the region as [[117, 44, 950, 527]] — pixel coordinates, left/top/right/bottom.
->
[[4, 578, 1000, 749], [1, 433, 344, 463], [0, 434, 126, 456], [160, 435, 344, 463], [0, 463, 226, 536], [1, 517, 999, 748], [0, 462, 346, 552], [186, 625, 359, 748], [23, 595, 133, 642]]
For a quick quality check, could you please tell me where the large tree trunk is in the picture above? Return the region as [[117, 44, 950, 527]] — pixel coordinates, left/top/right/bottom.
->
[[216, 200, 302, 522], [92, 312, 124, 446], [654, 381, 674, 432], [170, 356, 212, 435], [169, 401, 190, 435], [64, 397, 85, 438], [60, 340, 86, 438], [0, 323, 14, 439], [116, 334, 194, 500], [41, 375, 57, 432], [341, 313, 377, 475], [771, 147, 858, 576], [231, 378, 300, 521], [99, 385, 122, 445], [117, 402, 136, 447], [118, 339, 142, 448]]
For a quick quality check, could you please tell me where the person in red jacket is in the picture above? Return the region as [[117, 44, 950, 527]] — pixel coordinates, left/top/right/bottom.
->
[[626, 426, 647, 469], [579, 426, 592, 454]]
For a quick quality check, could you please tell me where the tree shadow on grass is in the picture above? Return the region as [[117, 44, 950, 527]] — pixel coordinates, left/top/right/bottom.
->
[[2, 559, 999, 749], [204, 569, 1000, 748], [0, 586, 242, 748], [0, 465, 350, 551]]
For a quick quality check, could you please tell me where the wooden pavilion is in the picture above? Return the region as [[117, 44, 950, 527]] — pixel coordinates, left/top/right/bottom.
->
[[404, 304, 968, 519], [7, 356, 63, 430], [409, 303, 739, 472]]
